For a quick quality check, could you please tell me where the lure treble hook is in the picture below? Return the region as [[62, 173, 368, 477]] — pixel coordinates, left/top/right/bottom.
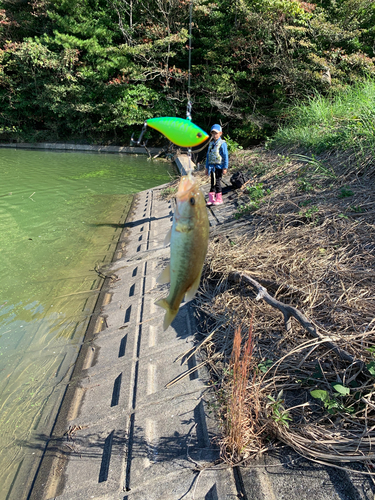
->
[[130, 122, 148, 146]]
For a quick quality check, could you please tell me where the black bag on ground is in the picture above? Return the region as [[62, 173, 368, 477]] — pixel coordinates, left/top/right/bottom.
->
[[230, 171, 248, 189]]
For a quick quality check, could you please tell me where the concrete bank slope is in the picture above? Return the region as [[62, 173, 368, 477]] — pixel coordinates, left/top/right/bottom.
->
[[30, 183, 238, 500], [29, 163, 374, 500]]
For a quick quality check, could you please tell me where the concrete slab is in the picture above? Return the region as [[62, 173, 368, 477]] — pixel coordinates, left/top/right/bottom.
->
[[175, 155, 195, 175], [238, 448, 375, 500], [29, 183, 239, 500]]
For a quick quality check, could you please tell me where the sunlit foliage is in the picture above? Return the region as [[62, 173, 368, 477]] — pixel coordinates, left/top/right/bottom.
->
[[0, 0, 374, 143]]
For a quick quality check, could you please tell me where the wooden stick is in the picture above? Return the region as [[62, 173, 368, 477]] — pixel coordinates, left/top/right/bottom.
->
[[228, 271, 356, 364]]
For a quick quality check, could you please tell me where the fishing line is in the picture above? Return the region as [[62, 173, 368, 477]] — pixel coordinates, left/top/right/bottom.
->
[[187, 0, 193, 121], [187, 0, 194, 174], [131, 0, 208, 165]]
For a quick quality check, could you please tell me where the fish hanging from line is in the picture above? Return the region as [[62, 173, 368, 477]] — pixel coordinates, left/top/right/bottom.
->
[[146, 117, 209, 148], [155, 172, 209, 330]]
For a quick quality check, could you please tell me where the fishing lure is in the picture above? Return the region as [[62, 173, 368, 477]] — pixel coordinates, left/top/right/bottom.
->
[[146, 117, 209, 148]]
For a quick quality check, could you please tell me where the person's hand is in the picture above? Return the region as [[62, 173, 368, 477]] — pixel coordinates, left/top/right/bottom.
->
[[223, 169, 228, 175], [205, 168, 209, 176]]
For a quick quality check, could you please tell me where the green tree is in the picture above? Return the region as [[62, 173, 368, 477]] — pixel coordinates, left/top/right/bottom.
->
[[1, 0, 375, 144]]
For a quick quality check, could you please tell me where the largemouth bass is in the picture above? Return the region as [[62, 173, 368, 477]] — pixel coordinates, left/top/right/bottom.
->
[[147, 117, 209, 148], [155, 173, 209, 330]]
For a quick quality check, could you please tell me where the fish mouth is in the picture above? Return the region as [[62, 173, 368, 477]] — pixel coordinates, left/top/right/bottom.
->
[[176, 174, 196, 202]]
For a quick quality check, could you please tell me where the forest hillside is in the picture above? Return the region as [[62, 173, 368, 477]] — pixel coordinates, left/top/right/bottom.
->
[[1, 0, 375, 145]]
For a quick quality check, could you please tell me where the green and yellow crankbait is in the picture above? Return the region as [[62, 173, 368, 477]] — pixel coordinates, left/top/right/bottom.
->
[[146, 117, 209, 148]]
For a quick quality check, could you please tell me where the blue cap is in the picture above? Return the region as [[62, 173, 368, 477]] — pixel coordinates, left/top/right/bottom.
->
[[211, 124, 222, 132]]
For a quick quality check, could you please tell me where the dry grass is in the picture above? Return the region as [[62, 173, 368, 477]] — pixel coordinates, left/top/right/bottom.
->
[[195, 147, 375, 470]]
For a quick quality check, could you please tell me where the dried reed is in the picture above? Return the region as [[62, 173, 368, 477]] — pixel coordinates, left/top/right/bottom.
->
[[195, 148, 375, 469], [216, 319, 265, 463]]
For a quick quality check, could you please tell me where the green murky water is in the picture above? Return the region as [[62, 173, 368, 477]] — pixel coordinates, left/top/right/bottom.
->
[[0, 149, 174, 499]]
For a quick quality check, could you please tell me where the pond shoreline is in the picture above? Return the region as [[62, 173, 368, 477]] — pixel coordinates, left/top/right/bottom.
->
[[30, 174, 240, 500], [28, 162, 185, 499], [28, 191, 139, 499], [0, 142, 160, 155], [0, 149, 176, 500]]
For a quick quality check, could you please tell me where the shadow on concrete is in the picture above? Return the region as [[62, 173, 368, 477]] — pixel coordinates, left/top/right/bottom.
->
[[31, 427, 373, 500], [84, 213, 173, 231], [22, 408, 219, 499], [240, 447, 375, 500], [85, 213, 173, 230], [222, 185, 235, 195], [86, 222, 126, 228], [124, 411, 219, 500], [170, 302, 196, 340], [124, 214, 172, 229]]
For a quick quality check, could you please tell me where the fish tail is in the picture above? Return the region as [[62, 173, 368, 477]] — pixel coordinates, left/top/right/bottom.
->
[[154, 298, 178, 331]]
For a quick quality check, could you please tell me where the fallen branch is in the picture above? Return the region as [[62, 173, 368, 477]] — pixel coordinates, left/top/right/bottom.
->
[[228, 271, 356, 365], [141, 142, 152, 160], [152, 146, 168, 159]]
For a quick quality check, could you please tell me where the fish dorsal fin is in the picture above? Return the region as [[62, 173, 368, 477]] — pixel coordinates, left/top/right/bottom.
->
[[156, 263, 170, 284], [163, 226, 172, 246], [184, 271, 202, 303]]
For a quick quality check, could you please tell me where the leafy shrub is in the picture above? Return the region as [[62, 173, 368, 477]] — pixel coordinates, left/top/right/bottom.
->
[[246, 183, 271, 201]]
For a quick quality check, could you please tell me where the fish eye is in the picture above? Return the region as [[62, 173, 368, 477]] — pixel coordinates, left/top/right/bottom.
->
[[197, 133, 202, 138], [190, 197, 195, 205]]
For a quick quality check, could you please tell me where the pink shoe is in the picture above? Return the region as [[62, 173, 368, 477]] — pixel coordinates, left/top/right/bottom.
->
[[213, 192, 223, 205], [206, 192, 216, 206]]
